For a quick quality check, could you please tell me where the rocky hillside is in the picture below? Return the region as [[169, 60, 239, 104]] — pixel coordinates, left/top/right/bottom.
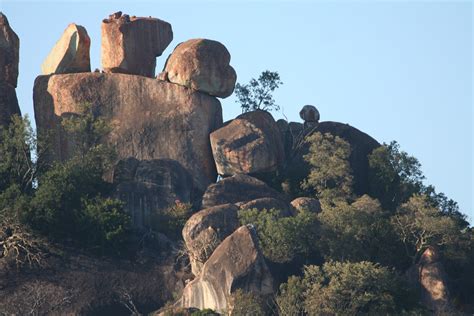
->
[[1, 11, 473, 316]]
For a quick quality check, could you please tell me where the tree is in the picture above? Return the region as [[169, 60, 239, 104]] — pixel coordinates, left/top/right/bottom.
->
[[317, 195, 408, 268], [302, 132, 354, 204], [275, 276, 306, 316], [302, 261, 420, 315], [234, 70, 283, 113], [391, 194, 460, 264], [238, 208, 319, 264]]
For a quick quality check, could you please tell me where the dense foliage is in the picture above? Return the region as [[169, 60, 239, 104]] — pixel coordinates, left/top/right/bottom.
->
[[235, 70, 283, 113], [238, 208, 319, 263], [276, 261, 421, 315]]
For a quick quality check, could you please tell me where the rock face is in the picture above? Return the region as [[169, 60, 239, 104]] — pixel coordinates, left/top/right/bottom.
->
[[210, 110, 285, 176], [163, 39, 236, 98], [0, 13, 19, 88], [418, 247, 451, 313], [291, 197, 321, 213], [0, 13, 21, 130], [299, 105, 320, 129], [101, 12, 173, 77], [179, 225, 274, 313], [113, 157, 194, 229], [201, 174, 287, 209], [238, 197, 294, 217], [41, 23, 91, 75], [182, 204, 240, 276], [33, 73, 223, 192], [282, 121, 380, 197]]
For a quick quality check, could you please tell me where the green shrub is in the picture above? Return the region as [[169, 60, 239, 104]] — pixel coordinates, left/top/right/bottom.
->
[[230, 289, 266, 316], [238, 208, 319, 263], [151, 200, 192, 239]]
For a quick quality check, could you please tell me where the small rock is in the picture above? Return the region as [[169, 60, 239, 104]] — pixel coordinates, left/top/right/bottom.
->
[[164, 38, 237, 98], [291, 197, 321, 214], [41, 23, 91, 75], [299, 105, 320, 129]]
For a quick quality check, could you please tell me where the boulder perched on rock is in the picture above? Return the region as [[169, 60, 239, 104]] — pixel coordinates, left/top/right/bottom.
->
[[238, 197, 293, 217], [113, 157, 194, 229], [33, 72, 223, 192], [201, 174, 287, 209], [299, 105, 320, 129], [41, 23, 91, 75], [418, 247, 452, 313], [182, 204, 239, 276], [0, 13, 19, 88], [291, 197, 321, 214], [101, 11, 173, 77], [210, 110, 285, 176], [179, 225, 274, 313], [163, 39, 236, 98]]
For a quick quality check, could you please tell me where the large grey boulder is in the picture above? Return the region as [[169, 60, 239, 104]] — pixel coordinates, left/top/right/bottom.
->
[[238, 197, 294, 217], [163, 38, 236, 98], [201, 174, 287, 209], [33, 72, 223, 192], [41, 23, 91, 75], [182, 204, 239, 276], [210, 110, 285, 176], [179, 225, 274, 313], [101, 12, 173, 77], [113, 157, 194, 230]]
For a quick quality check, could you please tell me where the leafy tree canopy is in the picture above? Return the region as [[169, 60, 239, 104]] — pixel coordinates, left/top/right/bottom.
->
[[235, 70, 283, 113]]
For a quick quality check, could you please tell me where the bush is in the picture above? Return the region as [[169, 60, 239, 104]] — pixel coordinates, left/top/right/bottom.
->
[[276, 261, 421, 316], [238, 208, 319, 263], [229, 289, 266, 316], [151, 200, 192, 240]]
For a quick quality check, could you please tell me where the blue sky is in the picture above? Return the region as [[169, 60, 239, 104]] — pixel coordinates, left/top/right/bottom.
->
[[2, 1, 473, 222]]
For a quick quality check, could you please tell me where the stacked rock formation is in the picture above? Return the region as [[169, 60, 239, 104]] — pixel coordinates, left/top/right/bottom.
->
[[0, 13, 21, 130], [299, 104, 320, 129], [41, 23, 91, 75], [34, 12, 237, 229]]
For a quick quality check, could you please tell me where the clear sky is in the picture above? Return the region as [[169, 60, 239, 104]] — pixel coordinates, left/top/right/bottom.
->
[[2, 1, 473, 222]]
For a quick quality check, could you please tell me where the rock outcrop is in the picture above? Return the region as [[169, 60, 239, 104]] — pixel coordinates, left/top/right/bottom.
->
[[291, 197, 321, 214], [0, 13, 21, 130], [182, 204, 240, 276], [418, 247, 452, 313], [33, 73, 222, 192], [282, 121, 380, 197], [113, 157, 195, 229], [201, 174, 287, 209], [210, 110, 285, 176], [101, 12, 173, 77], [41, 23, 91, 75], [179, 225, 274, 313], [163, 39, 236, 98]]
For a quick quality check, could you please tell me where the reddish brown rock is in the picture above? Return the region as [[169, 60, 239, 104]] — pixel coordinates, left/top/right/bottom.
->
[[182, 204, 240, 276], [179, 225, 274, 313], [41, 23, 91, 75], [418, 247, 452, 313], [0, 82, 21, 129], [291, 197, 321, 214], [163, 39, 236, 98], [210, 110, 285, 176], [33, 72, 222, 192], [201, 174, 287, 209], [0, 13, 19, 88], [101, 12, 173, 77]]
